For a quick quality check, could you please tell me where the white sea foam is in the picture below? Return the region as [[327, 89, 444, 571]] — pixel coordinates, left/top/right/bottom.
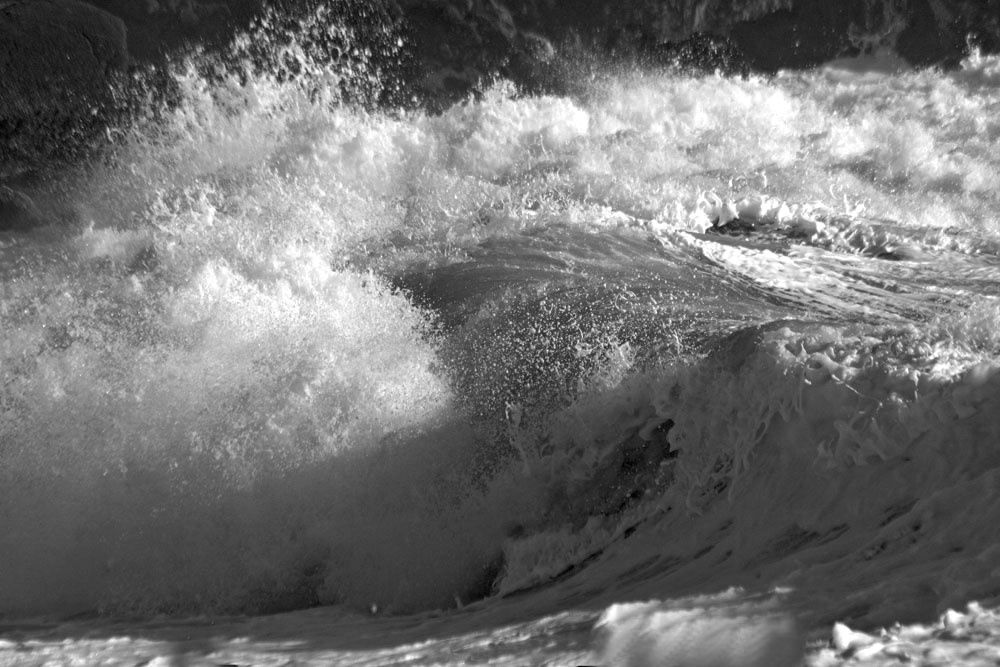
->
[[595, 596, 804, 667], [495, 320, 1000, 627], [2, 13, 1000, 633]]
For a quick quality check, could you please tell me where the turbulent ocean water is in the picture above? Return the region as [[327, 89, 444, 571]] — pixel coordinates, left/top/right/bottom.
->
[[3, 6, 1000, 665]]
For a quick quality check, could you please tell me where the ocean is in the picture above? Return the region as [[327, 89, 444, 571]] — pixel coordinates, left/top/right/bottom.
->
[[2, 5, 1000, 665]]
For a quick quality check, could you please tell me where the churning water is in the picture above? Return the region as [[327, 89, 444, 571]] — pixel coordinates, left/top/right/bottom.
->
[[3, 8, 1000, 663]]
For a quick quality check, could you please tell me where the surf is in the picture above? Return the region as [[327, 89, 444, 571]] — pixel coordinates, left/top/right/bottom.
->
[[2, 4, 1000, 665]]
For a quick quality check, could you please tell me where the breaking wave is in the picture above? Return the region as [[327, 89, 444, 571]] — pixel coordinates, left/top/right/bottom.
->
[[2, 4, 1000, 629]]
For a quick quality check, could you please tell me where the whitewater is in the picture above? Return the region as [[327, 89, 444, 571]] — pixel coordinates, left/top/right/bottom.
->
[[3, 12, 1000, 664]]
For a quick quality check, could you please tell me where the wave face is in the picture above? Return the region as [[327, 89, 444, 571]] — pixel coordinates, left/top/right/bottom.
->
[[3, 7, 1000, 627]]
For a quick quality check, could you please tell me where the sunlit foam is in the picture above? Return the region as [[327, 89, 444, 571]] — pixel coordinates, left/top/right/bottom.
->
[[3, 6, 1000, 622]]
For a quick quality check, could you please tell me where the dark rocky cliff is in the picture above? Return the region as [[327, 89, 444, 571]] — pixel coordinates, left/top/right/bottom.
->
[[0, 0, 128, 170]]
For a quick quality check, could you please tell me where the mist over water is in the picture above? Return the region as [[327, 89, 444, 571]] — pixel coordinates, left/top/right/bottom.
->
[[3, 5, 1000, 632]]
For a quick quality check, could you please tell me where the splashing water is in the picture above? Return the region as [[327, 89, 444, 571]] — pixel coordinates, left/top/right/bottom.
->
[[3, 9, 1000, 666]]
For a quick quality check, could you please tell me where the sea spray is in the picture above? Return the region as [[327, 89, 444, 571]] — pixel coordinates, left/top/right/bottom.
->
[[3, 9, 1000, 633]]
